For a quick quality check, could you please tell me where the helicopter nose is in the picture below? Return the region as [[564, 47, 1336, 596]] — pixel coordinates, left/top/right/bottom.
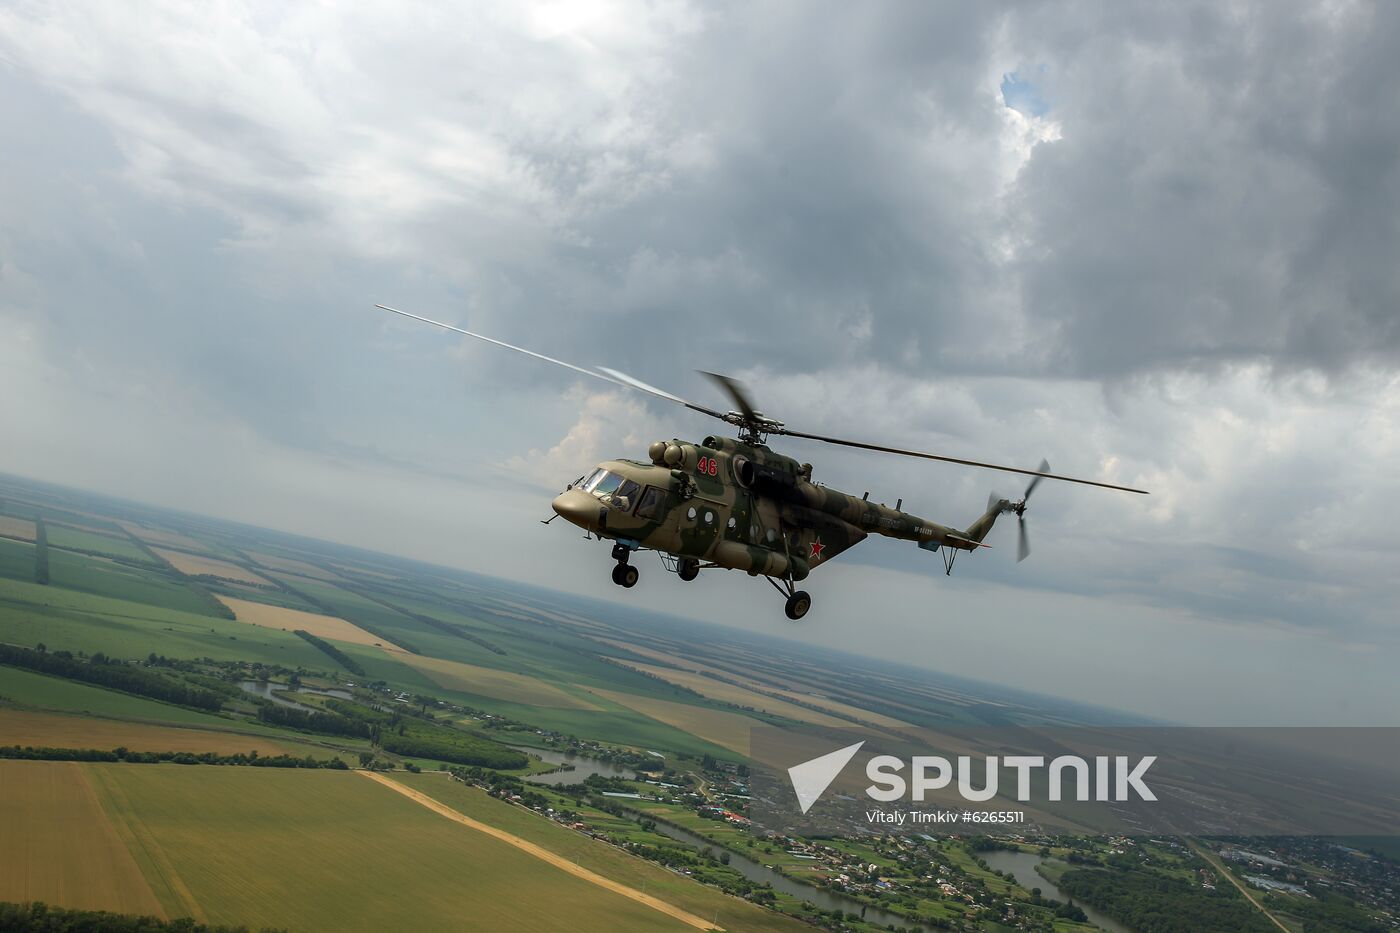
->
[[551, 488, 602, 531]]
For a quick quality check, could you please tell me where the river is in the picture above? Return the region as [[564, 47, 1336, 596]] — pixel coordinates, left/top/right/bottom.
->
[[980, 850, 1135, 933], [510, 745, 639, 786]]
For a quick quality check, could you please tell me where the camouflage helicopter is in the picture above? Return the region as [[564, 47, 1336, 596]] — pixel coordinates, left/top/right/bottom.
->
[[379, 305, 1148, 620]]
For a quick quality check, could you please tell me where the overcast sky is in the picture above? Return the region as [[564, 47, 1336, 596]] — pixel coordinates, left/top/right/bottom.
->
[[2, 1, 1398, 726]]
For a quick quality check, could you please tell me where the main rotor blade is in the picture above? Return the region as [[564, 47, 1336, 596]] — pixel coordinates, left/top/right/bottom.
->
[[1024, 459, 1050, 500], [774, 427, 1149, 494], [596, 367, 728, 421], [699, 371, 759, 422], [377, 305, 727, 422]]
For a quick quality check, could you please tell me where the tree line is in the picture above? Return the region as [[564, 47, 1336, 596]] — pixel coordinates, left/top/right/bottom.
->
[[0, 645, 225, 711], [0, 745, 348, 769], [255, 703, 370, 739], [0, 900, 284, 931], [290, 630, 366, 675], [375, 729, 527, 769], [33, 519, 48, 585]]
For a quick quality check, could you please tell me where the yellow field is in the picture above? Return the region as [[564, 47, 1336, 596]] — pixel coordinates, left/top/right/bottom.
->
[[215, 595, 407, 652], [588, 688, 762, 757], [402, 654, 600, 710], [0, 710, 290, 756], [0, 761, 166, 916], [0, 515, 36, 541], [118, 522, 208, 552], [153, 548, 273, 586], [85, 765, 693, 931], [606, 659, 850, 727], [247, 550, 344, 581]]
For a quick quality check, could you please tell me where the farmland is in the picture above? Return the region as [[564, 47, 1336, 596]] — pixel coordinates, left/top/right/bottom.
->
[[588, 687, 767, 757], [0, 710, 290, 756], [0, 516, 35, 541], [0, 761, 165, 916], [605, 658, 852, 727], [84, 763, 702, 931], [0, 666, 232, 725], [401, 653, 601, 710], [45, 525, 155, 563], [0, 470, 1189, 932], [393, 772, 811, 933], [215, 594, 405, 651], [246, 550, 344, 581], [153, 549, 273, 586]]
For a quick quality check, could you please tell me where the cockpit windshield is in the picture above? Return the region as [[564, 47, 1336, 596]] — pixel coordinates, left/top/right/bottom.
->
[[582, 469, 622, 496], [580, 470, 640, 510]]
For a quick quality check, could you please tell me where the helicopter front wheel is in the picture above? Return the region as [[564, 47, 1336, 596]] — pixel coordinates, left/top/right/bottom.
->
[[612, 564, 639, 588], [784, 591, 811, 621], [677, 558, 700, 581]]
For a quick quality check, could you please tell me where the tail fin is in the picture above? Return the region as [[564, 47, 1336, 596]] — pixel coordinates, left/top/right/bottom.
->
[[963, 494, 1012, 544]]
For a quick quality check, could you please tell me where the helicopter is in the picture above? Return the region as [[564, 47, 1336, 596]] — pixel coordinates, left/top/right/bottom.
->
[[378, 305, 1148, 620]]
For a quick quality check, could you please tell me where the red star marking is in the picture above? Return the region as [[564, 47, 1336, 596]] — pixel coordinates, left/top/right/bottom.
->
[[809, 539, 825, 560]]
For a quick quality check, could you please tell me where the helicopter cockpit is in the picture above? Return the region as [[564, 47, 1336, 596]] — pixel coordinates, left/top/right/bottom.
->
[[579, 468, 641, 510]]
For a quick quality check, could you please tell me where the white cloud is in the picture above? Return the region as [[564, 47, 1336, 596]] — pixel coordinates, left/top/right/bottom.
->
[[503, 385, 666, 488]]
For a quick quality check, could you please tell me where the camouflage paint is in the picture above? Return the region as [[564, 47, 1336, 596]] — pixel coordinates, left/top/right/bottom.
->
[[551, 435, 1011, 582]]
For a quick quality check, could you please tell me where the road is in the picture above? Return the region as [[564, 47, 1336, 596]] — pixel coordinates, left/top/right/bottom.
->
[[358, 770, 722, 931], [1186, 838, 1293, 933]]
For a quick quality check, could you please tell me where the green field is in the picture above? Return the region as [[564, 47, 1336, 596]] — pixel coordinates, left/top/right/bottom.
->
[[0, 537, 35, 581], [85, 764, 704, 931], [0, 578, 333, 668], [46, 525, 155, 563], [46, 549, 220, 615], [396, 772, 810, 933], [0, 665, 233, 726]]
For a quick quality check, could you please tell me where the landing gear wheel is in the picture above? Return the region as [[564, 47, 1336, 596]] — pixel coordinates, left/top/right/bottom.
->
[[677, 559, 700, 582], [783, 591, 811, 621], [613, 564, 639, 588]]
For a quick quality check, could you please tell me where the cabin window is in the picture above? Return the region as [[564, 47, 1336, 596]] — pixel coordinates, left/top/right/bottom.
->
[[613, 479, 641, 508], [687, 506, 697, 521], [703, 510, 714, 524], [636, 486, 666, 519]]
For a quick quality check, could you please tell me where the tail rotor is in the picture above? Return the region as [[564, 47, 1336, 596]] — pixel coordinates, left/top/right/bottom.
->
[[991, 459, 1049, 563], [1014, 458, 1049, 562]]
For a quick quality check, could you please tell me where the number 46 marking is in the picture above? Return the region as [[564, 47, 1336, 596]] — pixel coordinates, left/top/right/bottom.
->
[[696, 456, 719, 476]]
